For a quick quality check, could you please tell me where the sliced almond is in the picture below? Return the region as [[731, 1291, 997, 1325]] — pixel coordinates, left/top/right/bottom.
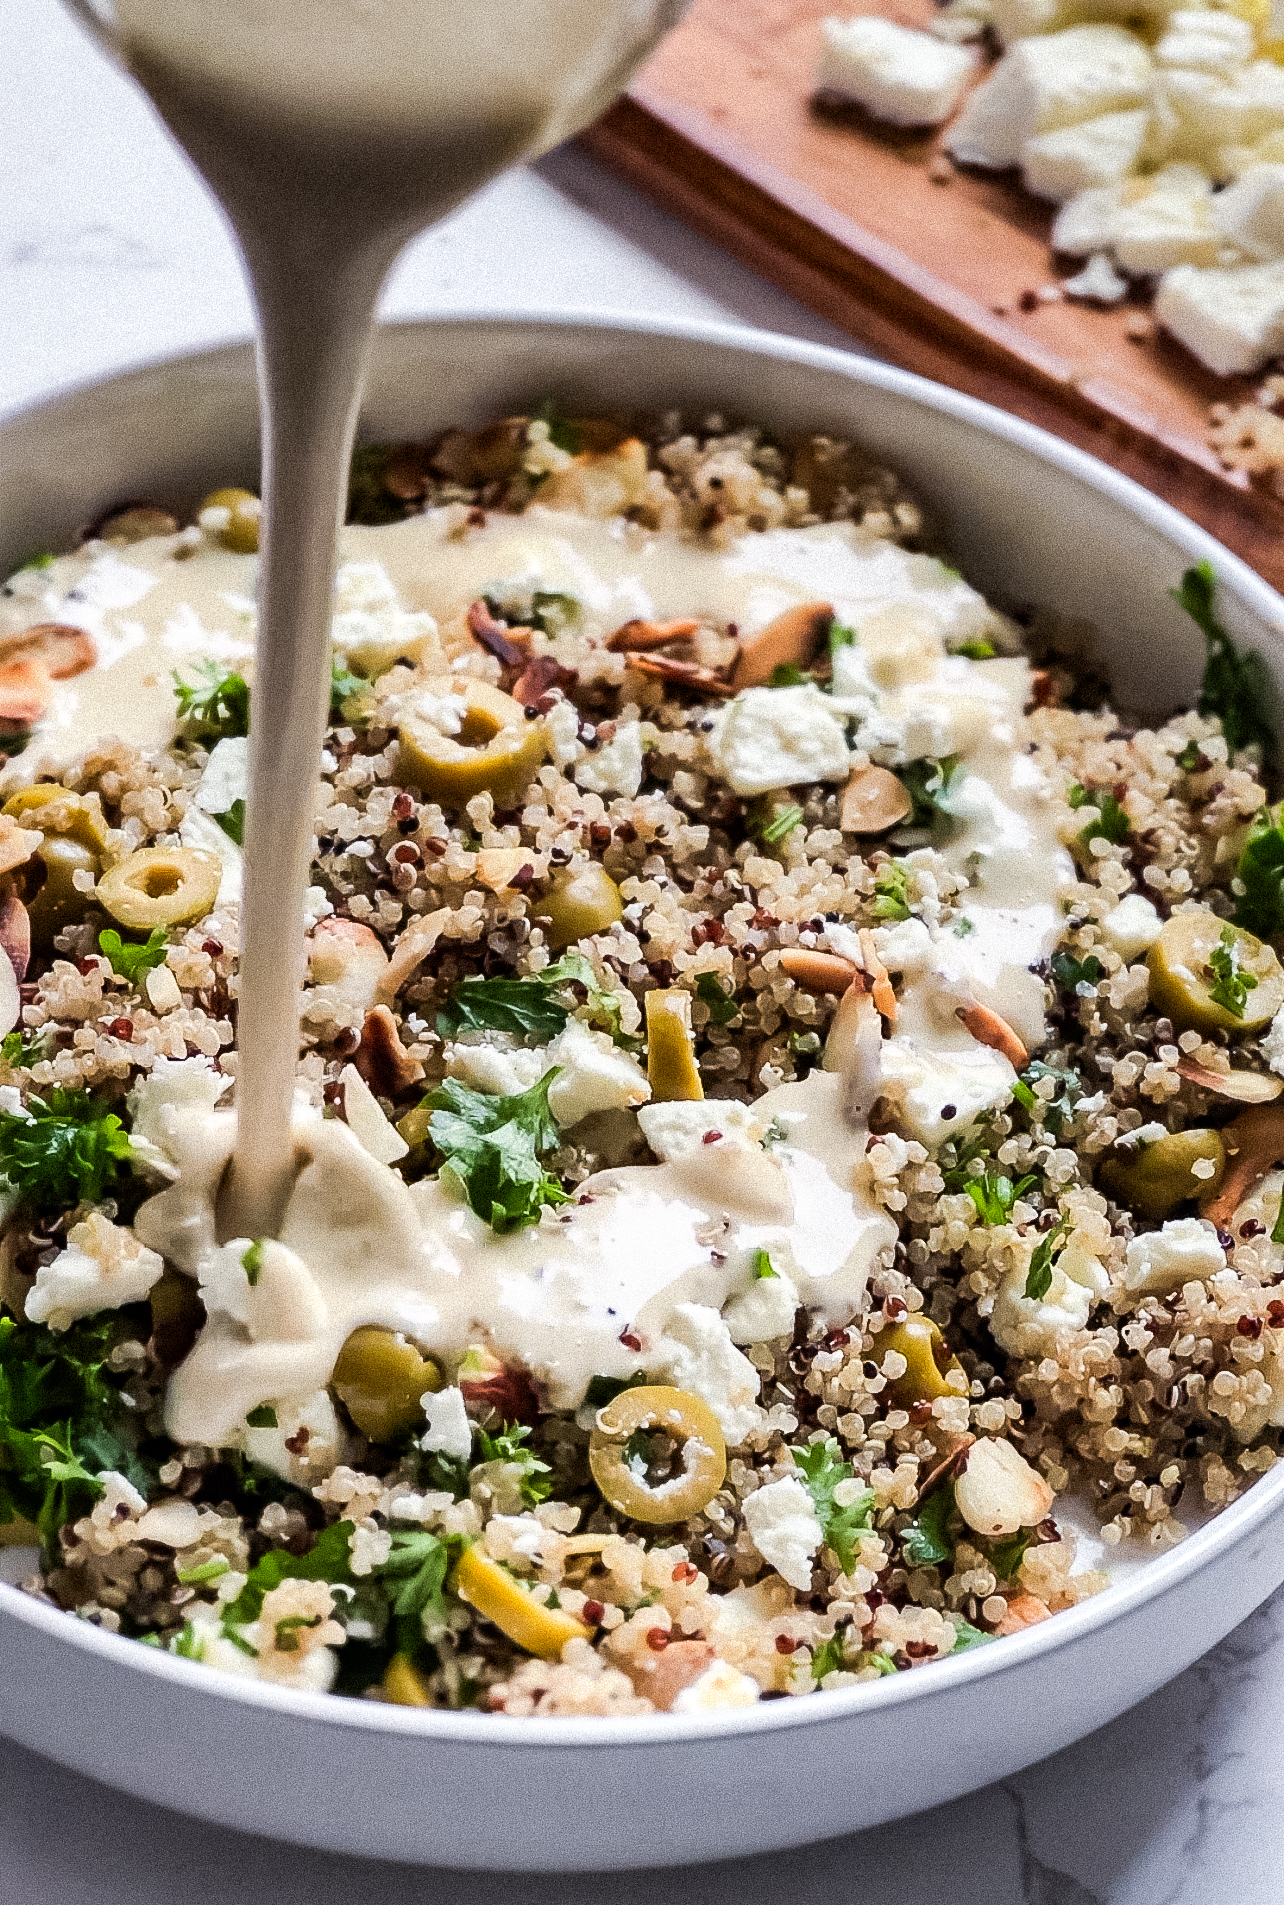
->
[[996, 1593, 1052, 1636], [0, 814, 43, 877], [779, 948, 859, 993], [0, 895, 30, 984], [0, 657, 52, 734], [956, 1001, 1028, 1069], [1202, 1102, 1284, 1228], [94, 505, 179, 545], [377, 905, 451, 1004], [1177, 1056, 1283, 1104], [0, 624, 96, 680], [729, 601, 833, 692], [475, 847, 536, 893], [512, 656, 576, 709], [860, 927, 898, 1026], [466, 598, 529, 667], [622, 653, 735, 697], [605, 617, 701, 653], [840, 765, 913, 834], [353, 1004, 424, 1098]]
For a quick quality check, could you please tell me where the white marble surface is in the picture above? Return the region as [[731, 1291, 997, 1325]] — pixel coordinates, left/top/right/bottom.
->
[[3, 1, 1283, 1898]]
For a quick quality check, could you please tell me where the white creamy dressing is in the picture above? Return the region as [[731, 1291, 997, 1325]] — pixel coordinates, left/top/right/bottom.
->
[[5, 505, 1075, 1441], [0, 508, 1069, 1446]]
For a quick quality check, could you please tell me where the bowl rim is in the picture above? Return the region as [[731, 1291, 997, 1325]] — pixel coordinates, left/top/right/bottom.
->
[[3, 305, 1283, 1754]]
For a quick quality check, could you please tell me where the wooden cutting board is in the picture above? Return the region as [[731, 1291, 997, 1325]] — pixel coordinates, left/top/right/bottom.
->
[[581, 0, 1284, 592]]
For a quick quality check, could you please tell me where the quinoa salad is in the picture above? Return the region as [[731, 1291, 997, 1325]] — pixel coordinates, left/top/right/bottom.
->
[[0, 407, 1280, 1720]]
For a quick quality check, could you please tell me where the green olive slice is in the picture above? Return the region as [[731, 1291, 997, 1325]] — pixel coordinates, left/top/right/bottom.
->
[[200, 486, 261, 555], [589, 1383, 726, 1524], [1147, 910, 1284, 1037], [97, 846, 221, 931], [397, 678, 547, 807]]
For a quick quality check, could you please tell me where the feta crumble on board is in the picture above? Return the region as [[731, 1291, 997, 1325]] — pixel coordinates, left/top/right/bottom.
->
[[816, 16, 977, 127]]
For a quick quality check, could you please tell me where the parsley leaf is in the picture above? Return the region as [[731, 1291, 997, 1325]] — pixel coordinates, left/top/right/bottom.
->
[[1051, 950, 1103, 995], [768, 663, 811, 688], [0, 1314, 152, 1558], [987, 1527, 1034, 1582], [329, 658, 368, 722], [529, 591, 580, 638], [223, 1520, 356, 1630], [790, 1437, 875, 1574], [241, 1240, 265, 1286], [583, 1372, 646, 1408], [811, 1629, 849, 1681], [1272, 1189, 1284, 1247], [0, 1089, 133, 1214], [97, 927, 169, 986], [828, 619, 857, 656], [534, 401, 581, 456], [752, 1248, 778, 1279], [694, 972, 738, 1026], [172, 660, 250, 741], [423, 1071, 569, 1233], [959, 1170, 1037, 1227], [1233, 804, 1284, 941], [375, 1528, 472, 1631], [436, 977, 570, 1043], [1025, 1217, 1070, 1300], [901, 1482, 956, 1568], [1016, 1060, 1083, 1136], [872, 860, 911, 922], [215, 799, 245, 847], [949, 1617, 996, 1652], [1176, 737, 1204, 772], [542, 950, 639, 1050], [955, 638, 996, 660], [1, 1029, 50, 1070], [899, 756, 960, 829], [1174, 560, 1273, 758], [761, 802, 805, 844], [1206, 923, 1257, 1019], [245, 1403, 277, 1429], [1074, 790, 1130, 849], [475, 1422, 552, 1507]]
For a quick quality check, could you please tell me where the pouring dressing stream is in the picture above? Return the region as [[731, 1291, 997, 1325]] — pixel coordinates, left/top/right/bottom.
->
[[60, 0, 684, 1236]]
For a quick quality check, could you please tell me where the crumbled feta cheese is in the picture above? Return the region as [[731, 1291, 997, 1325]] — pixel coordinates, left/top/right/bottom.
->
[[672, 1658, 762, 1711], [1124, 1217, 1226, 1292], [742, 1475, 823, 1590], [421, 1385, 473, 1462], [574, 721, 645, 798], [1156, 9, 1254, 77], [816, 16, 976, 127], [1157, 257, 1284, 373], [1262, 1003, 1284, 1076], [543, 1018, 650, 1126], [134, 1498, 205, 1549], [990, 1253, 1094, 1356], [127, 1056, 232, 1178], [722, 1262, 800, 1345], [445, 1041, 546, 1099], [242, 1388, 344, 1485], [338, 1063, 409, 1165], [1100, 893, 1162, 959], [179, 804, 242, 905], [947, 25, 1152, 170], [1111, 168, 1219, 271], [653, 1303, 762, 1445], [1021, 107, 1149, 202], [707, 685, 851, 795], [1053, 181, 1128, 255], [1211, 161, 1284, 259], [544, 697, 582, 769], [637, 1098, 769, 1160], [193, 735, 248, 818], [1062, 251, 1130, 302], [866, 916, 936, 977], [348, 1521, 393, 1577], [331, 560, 439, 674], [879, 1034, 1015, 1145], [25, 1211, 164, 1330]]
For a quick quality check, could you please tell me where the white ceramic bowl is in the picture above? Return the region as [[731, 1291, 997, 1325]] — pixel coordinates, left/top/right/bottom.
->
[[2, 314, 1284, 1872]]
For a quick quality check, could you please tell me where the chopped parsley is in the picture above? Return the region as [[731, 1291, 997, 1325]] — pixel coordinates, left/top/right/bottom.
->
[[215, 798, 245, 847], [872, 860, 911, 922], [435, 952, 636, 1050], [1067, 785, 1130, 849], [760, 802, 805, 844], [529, 591, 580, 638], [422, 1071, 569, 1233], [223, 1519, 355, 1631], [949, 1617, 996, 1652], [1024, 1216, 1070, 1301], [828, 619, 857, 656], [899, 756, 960, 829], [1176, 737, 1204, 772], [768, 664, 811, 688], [1051, 950, 1104, 995], [694, 972, 738, 1025], [752, 1248, 779, 1280], [172, 660, 250, 741], [329, 658, 369, 723], [1206, 924, 1257, 1019], [811, 1630, 849, 1681], [955, 638, 996, 660], [245, 1404, 277, 1429], [583, 1372, 646, 1409], [0, 1314, 153, 1557], [958, 1169, 1037, 1227], [1233, 804, 1284, 942], [1, 1028, 50, 1070], [97, 926, 169, 986], [0, 1089, 133, 1214], [375, 1528, 472, 1638], [1173, 560, 1273, 758], [790, 1437, 875, 1574], [475, 1423, 552, 1507], [1273, 1190, 1284, 1247], [1014, 1060, 1083, 1136], [534, 400, 581, 456], [987, 1527, 1034, 1582], [900, 1482, 956, 1569], [241, 1240, 265, 1286]]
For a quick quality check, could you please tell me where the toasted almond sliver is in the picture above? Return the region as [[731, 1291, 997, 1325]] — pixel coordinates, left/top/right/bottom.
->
[[728, 600, 833, 691], [956, 1001, 1028, 1069], [840, 765, 914, 835], [859, 927, 898, 1027], [605, 617, 700, 653], [1176, 1057, 1283, 1104], [0, 895, 30, 984], [622, 653, 735, 697], [1202, 1103, 1284, 1228], [0, 623, 96, 681], [0, 657, 52, 732], [779, 948, 859, 994]]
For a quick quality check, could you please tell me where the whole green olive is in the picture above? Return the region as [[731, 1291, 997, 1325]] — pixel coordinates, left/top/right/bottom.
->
[[880, 1315, 963, 1407], [1099, 1128, 1225, 1221], [540, 862, 623, 950], [331, 1326, 442, 1444], [27, 835, 98, 951]]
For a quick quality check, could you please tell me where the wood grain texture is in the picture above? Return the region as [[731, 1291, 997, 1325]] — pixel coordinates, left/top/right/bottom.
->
[[581, 0, 1284, 590]]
